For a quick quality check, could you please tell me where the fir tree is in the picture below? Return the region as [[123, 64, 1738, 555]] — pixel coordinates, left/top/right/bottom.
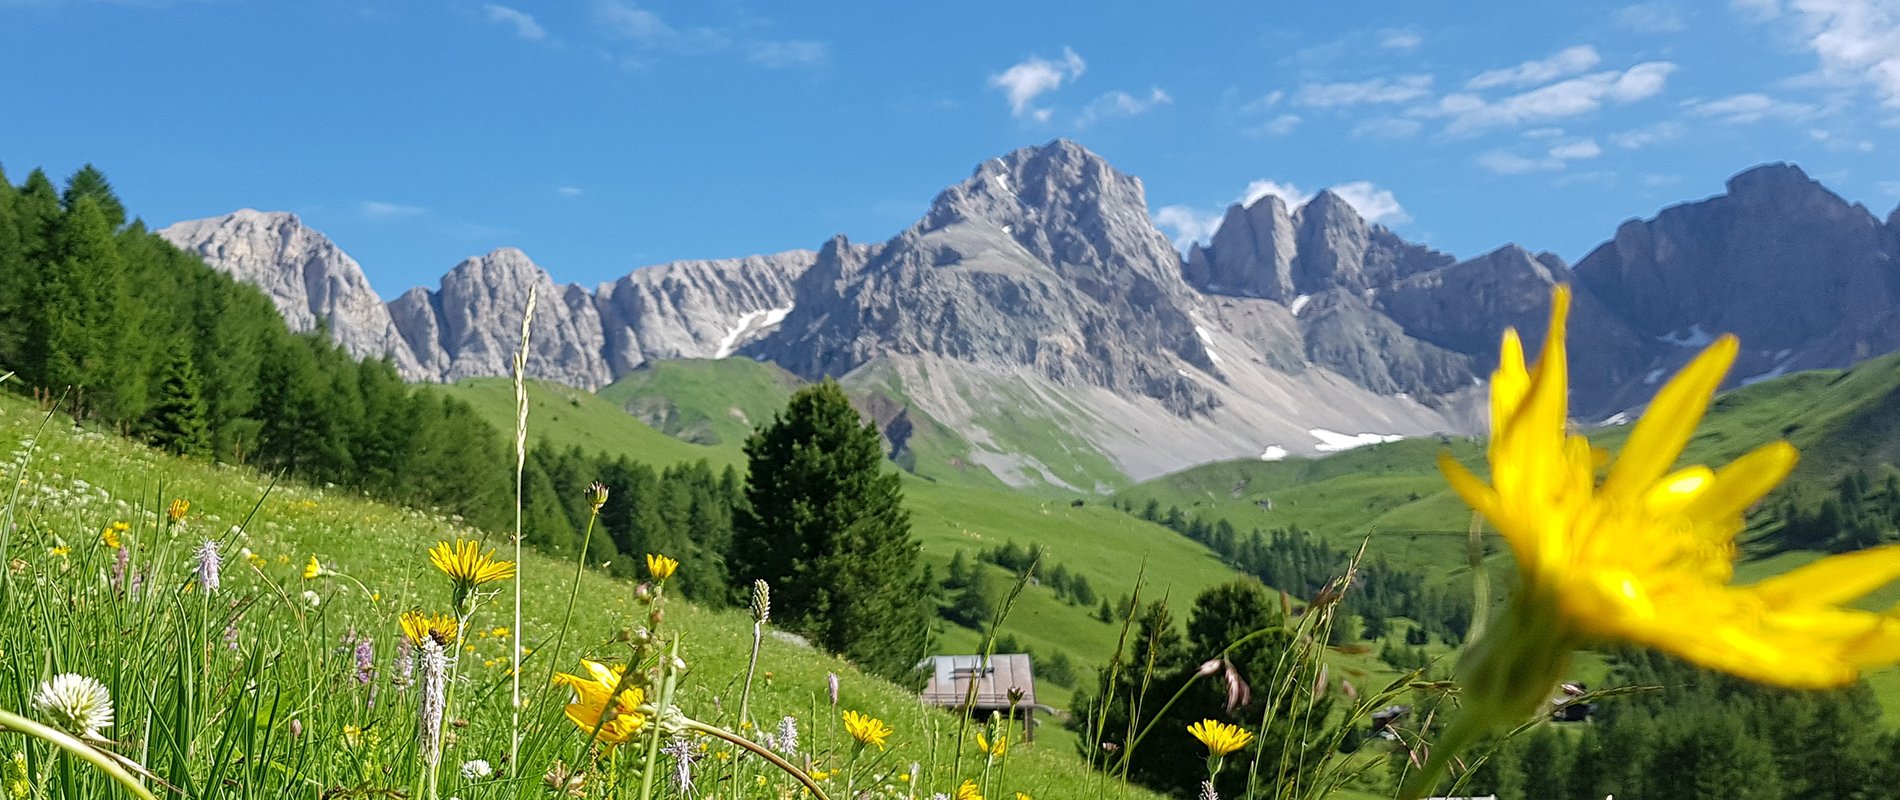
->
[[730, 380, 931, 680], [145, 343, 211, 457]]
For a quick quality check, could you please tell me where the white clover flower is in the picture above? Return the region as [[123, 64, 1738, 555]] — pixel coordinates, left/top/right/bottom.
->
[[459, 759, 493, 780], [301, 590, 322, 608], [31, 674, 113, 739]]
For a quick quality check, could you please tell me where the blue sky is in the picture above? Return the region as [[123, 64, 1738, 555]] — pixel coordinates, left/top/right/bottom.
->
[[3, 0, 1899, 296]]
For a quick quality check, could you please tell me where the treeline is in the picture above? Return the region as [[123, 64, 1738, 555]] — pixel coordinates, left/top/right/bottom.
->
[[1768, 466, 1900, 552], [0, 164, 753, 605], [520, 441, 741, 601], [0, 165, 517, 528], [1445, 648, 1900, 800], [973, 541, 1099, 606], [1116, 499, 1472, 646]]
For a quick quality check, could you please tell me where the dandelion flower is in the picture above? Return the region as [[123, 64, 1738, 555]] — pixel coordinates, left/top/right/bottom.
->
[[166, 498, 189, 523], [1405, 284, 1900, 797], [100, 527, 120, 549], [645, 553, 679, 582], [428, 539, 516, 591], [552, 659, 646, 747], [955, 779, 984, 800], [841, 709, 893, 751], [1187, 719, 1253, 757], [400, 611, 460, 647], [31, 674, 113, 739], [302, 556, 325, 580]]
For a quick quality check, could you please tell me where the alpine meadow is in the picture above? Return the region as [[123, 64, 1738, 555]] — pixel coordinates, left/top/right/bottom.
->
[[10, 4, 1900, 799]]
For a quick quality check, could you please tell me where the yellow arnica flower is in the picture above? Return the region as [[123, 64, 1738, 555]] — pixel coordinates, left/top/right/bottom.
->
[[645, 553, 679, 581], [1187, 719, 1253, 757], [100, 527, 120, 549], [399, 610, 459, 647], [955, 779, 984, 800], [302, 556, 325, 580], [429, 539, 516, 589], [977, 730, 1007, 756], [553, 659, 646, 748], [841, 709, 893, 751], [166, 499, 189, 522], [1439, 284, 1900, 689]]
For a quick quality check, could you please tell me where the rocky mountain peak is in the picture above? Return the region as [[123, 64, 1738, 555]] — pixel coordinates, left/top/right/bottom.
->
[[1724, 162, 1821, 204], [158, 209, 421, 375]]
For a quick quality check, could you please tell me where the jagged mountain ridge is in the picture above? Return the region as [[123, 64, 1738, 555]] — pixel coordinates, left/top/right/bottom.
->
[[160, 142, 1900, 486]]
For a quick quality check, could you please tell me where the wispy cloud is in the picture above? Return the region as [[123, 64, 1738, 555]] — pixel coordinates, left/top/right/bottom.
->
[[1295, 74, 1434, 108], [1616, 2, 1688, 32], [1608, 120, 1686, 147], [1379, 29, 1423, 50], [1466, 46, 1602, 90], [1740, 0, 1900, 106], [595, 0, 729, 54], [990, 47, 1086, 121], [1155, 178, 1410, 251], [1246, 114, 1303, 137], [1685, 92, 1820, 123], [1476, 137, 1604, 174], [359, 201, 427, 219], [747, 39, 828, 68], [1351, 117, 1423, 138], [483, 4, 545, 42], [556, 186, 584, 197], [1328, 182, 1410, 224], [1241, 180, 1312, 207], [1078, 87, 1171, 126], [1153, 205, 1225, 251], [1426, 61, 1677, 133]]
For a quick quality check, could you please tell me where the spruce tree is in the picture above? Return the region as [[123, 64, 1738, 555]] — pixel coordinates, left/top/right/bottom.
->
[[146, 343, 211, 457], [61, 165, 126, 231], [730, 379, 931, 680]]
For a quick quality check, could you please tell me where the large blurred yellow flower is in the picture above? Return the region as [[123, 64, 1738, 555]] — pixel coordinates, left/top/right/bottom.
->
[[1405, 284, 1900, 796], [429, 539, 516, 591], [976, 730, 1007, 757], [553, 659, 645, 748]]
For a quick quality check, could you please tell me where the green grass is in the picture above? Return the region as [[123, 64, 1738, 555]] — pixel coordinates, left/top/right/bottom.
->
[[0, 392, 1170, 799], [597, 359, 802, 449], [442, 378, 740, 469]]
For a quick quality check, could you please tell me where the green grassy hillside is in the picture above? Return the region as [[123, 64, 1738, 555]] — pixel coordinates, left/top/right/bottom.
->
[[441, 377, 741, 470], [0, 390, 1170, 799], [598, 358, 802, 449]]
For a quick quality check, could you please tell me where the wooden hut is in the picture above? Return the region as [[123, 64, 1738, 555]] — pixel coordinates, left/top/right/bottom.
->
[[919, 654, 1038, 742]]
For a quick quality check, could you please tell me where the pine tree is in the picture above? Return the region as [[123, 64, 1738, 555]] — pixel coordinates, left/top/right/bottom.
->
[[145, 343, 211, 457], [61, 165, 126, 231], [730, 379, 931, 680]]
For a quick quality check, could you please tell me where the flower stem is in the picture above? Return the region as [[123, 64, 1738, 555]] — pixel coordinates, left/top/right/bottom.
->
[[0, 709, 157, 800], [683, 719, 833, 800]]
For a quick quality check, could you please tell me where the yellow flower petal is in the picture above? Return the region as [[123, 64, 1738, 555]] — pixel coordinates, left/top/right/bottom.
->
[[1602, 335, 1738, 501], [1747, 543, 1900, 608]]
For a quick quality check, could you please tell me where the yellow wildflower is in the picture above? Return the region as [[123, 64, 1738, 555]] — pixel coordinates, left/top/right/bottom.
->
[[100, 527, 120, 549], [165, 499, 189, 522], [428, 539, 516, 591], [399, 610, 459, 647], [491, 626, 510, 638], [342, 725, 363, 748], [1016, 794, 1032, 800], [1186, 719, 1253, 757], [110, 521, 129, 533], [1404, 285, 1900, 797], [810, 769, 830, 780], [955, 779, 983, 800], [48, 546, 69, 559], [552, 659, 646, 748], [977, 731, 1007, 757], [645, 553, 679, 582], [841, 709, 893, 751], [302, 556, 325, 580]]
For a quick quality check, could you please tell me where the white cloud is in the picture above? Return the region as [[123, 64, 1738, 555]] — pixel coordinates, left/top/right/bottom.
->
[[1734, 0, 1784, 19], [1246, 113, 1303, 137], [595, 0, 728, 54], [1430, 61, 1678, 133], [1466, 45, 1602, 90], [1523, 126, 1567, 139], [1476, 138, 1603, 174], [1240, 90, 1285, 113], [1351, 117, 1423, 138], [1295, 74, 1434, 107], [1380, 29, 1424, 50], [1685, 92, 1820, 122], [556, 186, 584, 197], [990, 48, 1086, 120], [1609, 120, 1687, 147], [1880, 179, 1900, 194], [1761, 0, 1900, 106], [1153, 205, 1225, 250], [1078, 87, 1171, 126], [1241, 180, 1313, 207], [359, 201, 427, 218], [1328, 181, 1410, 224], [1617, 2, 1689, 32], [747, 39, 828, 68], [483, 4, 546, 41]]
